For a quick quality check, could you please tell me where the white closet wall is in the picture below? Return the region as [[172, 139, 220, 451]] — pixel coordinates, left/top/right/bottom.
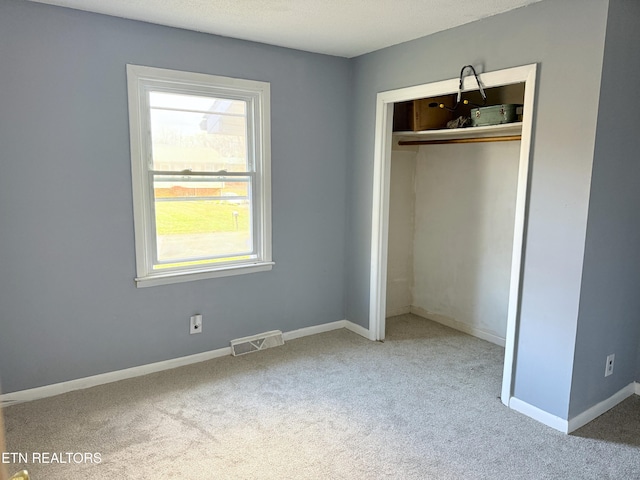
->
[[386, 148, 417, 317], [387, 141, 520, 345]]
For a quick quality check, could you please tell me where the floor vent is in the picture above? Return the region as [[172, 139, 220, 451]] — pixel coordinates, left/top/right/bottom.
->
[[230, 330, 284, 356]]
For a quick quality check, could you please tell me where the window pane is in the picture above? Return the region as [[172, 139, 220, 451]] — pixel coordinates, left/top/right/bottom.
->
[[128, 65, 271, 284], [153, 175, 253, 265], [149, 92, 246, 114], [149, 92, 248, 172]]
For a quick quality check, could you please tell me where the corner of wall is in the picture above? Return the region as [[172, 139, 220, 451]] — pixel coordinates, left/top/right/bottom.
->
[[570, 0, 640, 418]]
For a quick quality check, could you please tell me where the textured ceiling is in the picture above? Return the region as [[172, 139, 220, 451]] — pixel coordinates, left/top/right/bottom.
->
[[28, 0, 544, 58]]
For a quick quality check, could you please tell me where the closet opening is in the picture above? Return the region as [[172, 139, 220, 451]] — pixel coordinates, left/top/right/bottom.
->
[[369, 65, 537, 406]]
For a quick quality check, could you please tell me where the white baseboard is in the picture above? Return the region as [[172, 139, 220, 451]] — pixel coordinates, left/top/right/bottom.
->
[[568, 382, 637, 433], [509, 397, 569, 433], [282, 320, 348, 341], [283, 319, 370, 341], [410, 306, 506, 347], [0, 346, 231, 407], [1, 319, 371, 407], [509, 382, 639, 434], [385, 306, 412, 318], [343, 320, 372, 339]]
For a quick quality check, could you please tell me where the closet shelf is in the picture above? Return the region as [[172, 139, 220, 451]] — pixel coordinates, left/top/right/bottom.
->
[[395, 122, 522, 146]]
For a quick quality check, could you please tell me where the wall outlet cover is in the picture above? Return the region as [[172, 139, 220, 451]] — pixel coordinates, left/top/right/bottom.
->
[[190, 314, 203, 335], [605, 353, 615, 377]]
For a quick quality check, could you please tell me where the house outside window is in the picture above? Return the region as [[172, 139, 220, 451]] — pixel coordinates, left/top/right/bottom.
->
[[126, 65, 272, 287]]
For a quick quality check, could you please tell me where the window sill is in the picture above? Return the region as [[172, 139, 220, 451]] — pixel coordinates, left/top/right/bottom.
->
[[135, 261, 275, 288]]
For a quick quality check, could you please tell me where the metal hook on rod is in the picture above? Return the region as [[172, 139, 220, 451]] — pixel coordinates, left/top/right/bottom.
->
[[429, 64, 487, 111]]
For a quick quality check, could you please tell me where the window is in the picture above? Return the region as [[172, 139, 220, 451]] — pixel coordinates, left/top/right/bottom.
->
[[127, 65, 272, 287]]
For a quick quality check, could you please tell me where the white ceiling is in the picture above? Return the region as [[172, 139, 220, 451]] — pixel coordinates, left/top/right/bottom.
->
[[29, 0, 544, 58]]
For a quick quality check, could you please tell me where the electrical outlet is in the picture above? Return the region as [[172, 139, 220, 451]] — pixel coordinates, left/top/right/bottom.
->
[[605, 353, 615, 377], [190, 314, 203, 335]]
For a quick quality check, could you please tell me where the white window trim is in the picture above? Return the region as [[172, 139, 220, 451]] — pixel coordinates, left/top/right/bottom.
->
[[126, 64, 273, 287]]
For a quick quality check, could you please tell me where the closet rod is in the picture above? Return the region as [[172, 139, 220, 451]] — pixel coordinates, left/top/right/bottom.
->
[[398, 135, 521, 146]]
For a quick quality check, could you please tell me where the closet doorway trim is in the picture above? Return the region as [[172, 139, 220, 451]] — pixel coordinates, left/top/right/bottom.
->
[[369, 64, 537, 407]]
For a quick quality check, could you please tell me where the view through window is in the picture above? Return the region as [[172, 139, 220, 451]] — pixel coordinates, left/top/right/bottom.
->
[[127, 65, 272, 286]]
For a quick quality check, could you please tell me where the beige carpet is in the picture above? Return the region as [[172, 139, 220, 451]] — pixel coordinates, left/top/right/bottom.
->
[[4, 314, 640, 479]]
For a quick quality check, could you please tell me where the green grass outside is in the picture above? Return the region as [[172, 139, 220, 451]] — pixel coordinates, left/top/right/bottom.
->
[[155, 200, 250, 235]]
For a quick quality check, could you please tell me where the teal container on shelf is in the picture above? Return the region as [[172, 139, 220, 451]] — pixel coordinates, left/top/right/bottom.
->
[[470, 104, 521, 127]]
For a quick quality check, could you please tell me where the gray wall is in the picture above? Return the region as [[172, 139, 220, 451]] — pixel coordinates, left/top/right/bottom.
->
[[0, 0, 350, 393], [570, 0, 640, 416], [347, 0, 609, 418]]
